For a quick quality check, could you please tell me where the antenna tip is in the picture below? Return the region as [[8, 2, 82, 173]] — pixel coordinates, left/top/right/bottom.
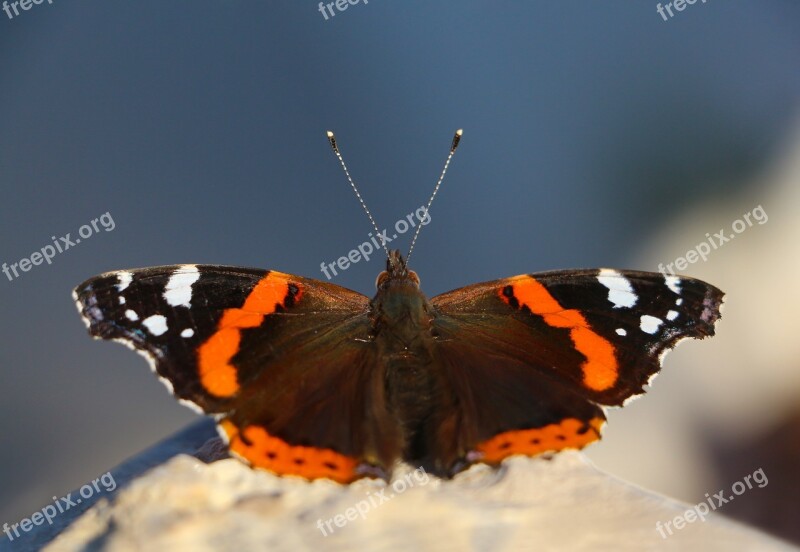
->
[[326, 131, 339, 152], [451, 129, 463, 153]]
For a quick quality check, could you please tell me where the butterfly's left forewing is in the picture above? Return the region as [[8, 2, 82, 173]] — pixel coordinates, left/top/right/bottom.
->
[[74, 264, 400, 482], [428, 269, 723, 472]]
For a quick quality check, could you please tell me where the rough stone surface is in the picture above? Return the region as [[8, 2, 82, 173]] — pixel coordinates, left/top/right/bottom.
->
[[23, 420, 794, 551]]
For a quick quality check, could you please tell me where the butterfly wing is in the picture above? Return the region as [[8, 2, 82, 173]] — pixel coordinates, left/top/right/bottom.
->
[[74, 264, 399, 482], [427, 269, 723, 473]]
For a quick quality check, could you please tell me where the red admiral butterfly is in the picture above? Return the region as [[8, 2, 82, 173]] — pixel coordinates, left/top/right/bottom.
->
[[74, 130, 723, 483]]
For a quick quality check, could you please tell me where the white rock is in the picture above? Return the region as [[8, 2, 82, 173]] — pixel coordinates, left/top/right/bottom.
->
[[37, 420, 790, 552]]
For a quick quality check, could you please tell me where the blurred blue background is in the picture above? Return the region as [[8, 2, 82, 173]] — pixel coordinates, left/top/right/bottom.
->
[[1, 0, 799, 544]]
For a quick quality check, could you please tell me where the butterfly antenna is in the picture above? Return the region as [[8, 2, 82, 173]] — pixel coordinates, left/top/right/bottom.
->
[[326, 131, 393, 264], [405, 129, 463, 266]]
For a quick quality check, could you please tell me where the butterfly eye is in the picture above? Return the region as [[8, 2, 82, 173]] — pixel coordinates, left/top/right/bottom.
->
[[375, 271, 389, 289]]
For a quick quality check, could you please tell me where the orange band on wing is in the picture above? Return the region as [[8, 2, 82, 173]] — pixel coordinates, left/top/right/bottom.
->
[[198, 271, 300, 398], [500, 275, 618, 391], [220, 420, 359, 483], [475, 417, 604, 463]]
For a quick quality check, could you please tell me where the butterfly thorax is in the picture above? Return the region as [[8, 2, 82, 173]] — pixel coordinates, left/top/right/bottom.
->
[[370, 281, 435, 361]]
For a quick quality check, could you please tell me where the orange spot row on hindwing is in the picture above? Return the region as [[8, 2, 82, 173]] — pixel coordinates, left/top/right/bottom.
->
[[475, 417, 605, 462], [219, 419, 359, 483], [197, 271, 300, 398], [499, 275, 618, 391]]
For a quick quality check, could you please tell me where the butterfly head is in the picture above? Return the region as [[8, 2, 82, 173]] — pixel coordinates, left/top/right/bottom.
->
[[375, 250, 420, 290]]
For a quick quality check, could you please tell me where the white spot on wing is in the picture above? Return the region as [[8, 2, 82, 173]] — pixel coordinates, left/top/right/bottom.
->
[[116, 271, 133, 292], [675, 298, 683, 306], [163, 265, 200, 308], [665, 275, 681, 294], [181, 328, 195, 338], [125, 309, 139, 321], [143, 314, 168, 336], [666, 310, 679, 321], [640, 315, 663, 334], [119, 296, 126, 305], [597, 269, 637, 308], [616, 328, 627, 336]]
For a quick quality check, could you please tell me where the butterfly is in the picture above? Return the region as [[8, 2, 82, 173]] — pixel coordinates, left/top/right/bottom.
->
[[73, 130, 724, 483]]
